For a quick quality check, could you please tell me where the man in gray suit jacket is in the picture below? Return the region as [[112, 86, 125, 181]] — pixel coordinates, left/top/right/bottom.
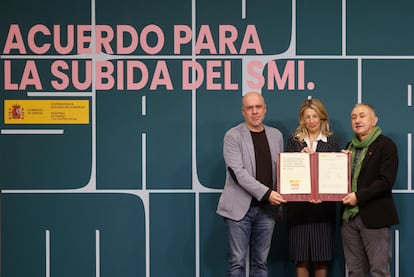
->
[[217, 92, 286, 277]]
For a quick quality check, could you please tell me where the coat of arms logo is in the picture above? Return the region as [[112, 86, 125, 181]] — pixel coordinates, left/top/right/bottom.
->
[[8, 104, 24, 120]]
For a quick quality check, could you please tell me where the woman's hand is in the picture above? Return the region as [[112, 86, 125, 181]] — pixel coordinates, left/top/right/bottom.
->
[[309, 199, 322, 204], [301, 147, 314, 154]]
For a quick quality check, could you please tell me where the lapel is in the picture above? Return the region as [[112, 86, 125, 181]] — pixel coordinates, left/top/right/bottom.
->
[[361, 140, 376, 171], [264, 125, 275, 158], [241, 124, 256, 173], [316, 139, 327, 152]]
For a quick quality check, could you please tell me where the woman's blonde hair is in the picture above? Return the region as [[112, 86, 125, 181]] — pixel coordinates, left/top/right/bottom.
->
[[294, 98, 333, 142]]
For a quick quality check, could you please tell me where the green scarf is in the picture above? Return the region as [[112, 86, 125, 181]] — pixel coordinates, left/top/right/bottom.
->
[[342, 126, 382, 221]]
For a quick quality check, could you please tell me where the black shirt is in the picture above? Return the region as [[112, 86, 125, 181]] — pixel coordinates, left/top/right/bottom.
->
[[250, 130, 273, 205]]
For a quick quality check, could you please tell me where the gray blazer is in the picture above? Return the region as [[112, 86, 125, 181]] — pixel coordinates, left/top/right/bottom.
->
[[216, 122, 284, 221]]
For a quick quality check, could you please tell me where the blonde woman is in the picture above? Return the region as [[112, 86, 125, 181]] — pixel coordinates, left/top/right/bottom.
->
[[286, 98, 339, 277]]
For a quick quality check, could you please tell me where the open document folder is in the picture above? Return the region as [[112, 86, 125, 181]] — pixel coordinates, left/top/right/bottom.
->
[[277, 152, 351, 201]]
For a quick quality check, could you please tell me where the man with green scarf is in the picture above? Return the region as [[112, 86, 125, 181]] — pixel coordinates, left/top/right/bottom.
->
[[341, 103, 399, 277]]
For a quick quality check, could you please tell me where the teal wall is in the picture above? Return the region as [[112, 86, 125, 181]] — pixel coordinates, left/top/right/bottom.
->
[[1, 0, 413, 276]]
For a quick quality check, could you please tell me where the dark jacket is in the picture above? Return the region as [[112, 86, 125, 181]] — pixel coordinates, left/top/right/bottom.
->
[[351, 134, 399, 228], [285, 134, 339, 224]]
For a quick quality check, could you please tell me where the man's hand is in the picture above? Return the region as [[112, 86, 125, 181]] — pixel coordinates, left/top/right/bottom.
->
[[268, 191, 287, 205], [342, 192, 358, 206]]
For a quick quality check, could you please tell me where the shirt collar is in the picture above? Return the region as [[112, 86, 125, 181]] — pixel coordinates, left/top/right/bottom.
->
[[317, 133, 328, 142], [304, 133, 327, 149]]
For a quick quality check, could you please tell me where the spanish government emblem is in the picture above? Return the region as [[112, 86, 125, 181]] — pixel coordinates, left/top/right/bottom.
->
[[8, 104, 25, 120]]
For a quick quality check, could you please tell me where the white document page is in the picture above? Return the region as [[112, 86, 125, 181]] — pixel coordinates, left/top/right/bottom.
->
[[279, 153, 312, 194], [318, 153, 348, 194]]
